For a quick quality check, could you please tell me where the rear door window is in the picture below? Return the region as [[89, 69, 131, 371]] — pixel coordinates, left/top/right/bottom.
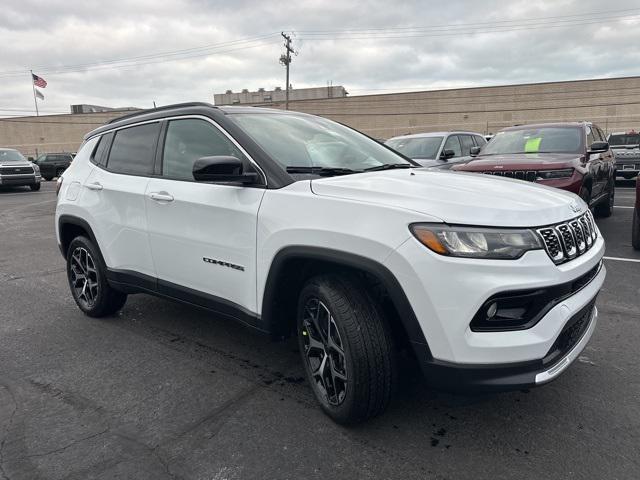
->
[[106, 123, 161, 176], [459, 135, 475, 156]]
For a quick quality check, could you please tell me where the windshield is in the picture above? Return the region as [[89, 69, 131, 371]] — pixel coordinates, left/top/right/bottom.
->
[[229, 113, 411, 173], [385, 136, 443, 159], [608, 133, 640, 146], [0, 149, 26, 162], [481, 127, 583, 155]]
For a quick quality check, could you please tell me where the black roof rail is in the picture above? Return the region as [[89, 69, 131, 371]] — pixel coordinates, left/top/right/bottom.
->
[[107, 102, 217, 124]]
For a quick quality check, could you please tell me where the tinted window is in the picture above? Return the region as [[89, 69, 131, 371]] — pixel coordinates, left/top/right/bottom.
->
[[107, 123, 160, 175], [586, 126, 596, 146], [459, 135, 475, 156], [162, 119, 247, 181], [474, 135, 486, 146], [608, 133, 640, 146], [443, 135, 462, 157], [91, 134, 112, 166], [385, 136, 443, 159]]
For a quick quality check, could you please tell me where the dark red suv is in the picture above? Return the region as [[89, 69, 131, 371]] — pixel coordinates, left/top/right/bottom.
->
[[453, 122, 616, 217]]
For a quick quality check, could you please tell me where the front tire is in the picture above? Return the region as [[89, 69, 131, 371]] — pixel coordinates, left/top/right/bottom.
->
[[30, 183, 41, 191], [633, 208, 640, 250], [297, 275, 397, 424], [66, 236, 127, 317], [594, 182, 614, 218]]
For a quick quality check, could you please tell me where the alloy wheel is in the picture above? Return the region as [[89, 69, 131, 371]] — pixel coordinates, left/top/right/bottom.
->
[[301, 298, 348, 406], [69, 247, 99, 309]]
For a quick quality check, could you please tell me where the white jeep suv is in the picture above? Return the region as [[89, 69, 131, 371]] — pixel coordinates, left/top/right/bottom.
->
[[55, 103, 605, 424]]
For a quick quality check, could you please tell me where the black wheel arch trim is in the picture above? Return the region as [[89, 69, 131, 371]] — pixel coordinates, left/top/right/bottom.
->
[[261, 245, 433, 360], [57, 215, 101, 259]]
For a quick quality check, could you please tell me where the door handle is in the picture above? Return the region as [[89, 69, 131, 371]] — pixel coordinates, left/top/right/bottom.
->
[[149, 192, 174, 202], [86, 182, 103, 191]]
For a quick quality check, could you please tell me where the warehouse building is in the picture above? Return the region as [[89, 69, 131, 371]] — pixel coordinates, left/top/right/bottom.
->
[[214, 85, 348, 105], [2, 76, 640, 157]]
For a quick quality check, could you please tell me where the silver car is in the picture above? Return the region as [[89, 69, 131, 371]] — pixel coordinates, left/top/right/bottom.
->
[[607, 131, 640, 180], [385, 131, 486, 168], [0, 148, 41, 190]]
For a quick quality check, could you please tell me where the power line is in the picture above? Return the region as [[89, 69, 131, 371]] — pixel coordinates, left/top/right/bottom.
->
[[296, 7, 640, 33], [0, 37, 282, 78]]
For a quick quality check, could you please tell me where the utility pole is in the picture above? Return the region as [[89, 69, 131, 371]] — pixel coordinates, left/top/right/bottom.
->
[[279, 32, 294, 110]]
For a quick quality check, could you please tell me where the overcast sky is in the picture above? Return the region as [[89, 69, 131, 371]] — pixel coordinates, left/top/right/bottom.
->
[[1, 0, 640, 116]]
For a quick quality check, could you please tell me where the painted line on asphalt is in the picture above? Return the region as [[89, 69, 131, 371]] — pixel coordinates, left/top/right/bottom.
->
[[614, 206, 634, 209], [603, 256, 640, 264]]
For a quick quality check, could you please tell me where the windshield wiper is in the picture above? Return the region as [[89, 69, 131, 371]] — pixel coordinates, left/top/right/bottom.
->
[[364, 163, 413, 172], [285, 166, 362, 176]]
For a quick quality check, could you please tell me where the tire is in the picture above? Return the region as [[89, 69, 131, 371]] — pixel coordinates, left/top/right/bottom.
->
[[66, 236, 127, 317], [43, 176, 53, 181], [56, 168, 64, 178], [633, 208, 640, 250], [297, 274, 397, 424], [30, 183, 41, 191], [579, 186, 591, 207], [594, 182, 614, 218]]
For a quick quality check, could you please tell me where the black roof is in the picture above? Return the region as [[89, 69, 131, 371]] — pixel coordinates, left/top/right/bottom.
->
[[85, 102, 299, 140]]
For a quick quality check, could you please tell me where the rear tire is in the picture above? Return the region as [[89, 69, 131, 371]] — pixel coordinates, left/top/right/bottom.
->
[[66, 236, 127, 317], [44, 176, 53, 181], [633, 208, 640, 250], [297, 274, 397, 424], [594, 182, 614, 218], [56, 168, 64, 178], [30, 183, 41, 191]]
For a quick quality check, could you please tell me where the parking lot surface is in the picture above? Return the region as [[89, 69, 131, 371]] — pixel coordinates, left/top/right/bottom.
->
[[0, 180, 639, 480]]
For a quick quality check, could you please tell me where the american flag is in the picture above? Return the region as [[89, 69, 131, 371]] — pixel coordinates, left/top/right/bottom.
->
[[32, 73, 47, 88]]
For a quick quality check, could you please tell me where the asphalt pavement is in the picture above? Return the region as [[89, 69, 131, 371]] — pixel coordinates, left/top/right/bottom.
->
[[0, 179, 638, 480]]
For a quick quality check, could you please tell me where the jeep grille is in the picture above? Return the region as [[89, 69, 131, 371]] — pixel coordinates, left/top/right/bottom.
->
[[536, 211, 597, 265]]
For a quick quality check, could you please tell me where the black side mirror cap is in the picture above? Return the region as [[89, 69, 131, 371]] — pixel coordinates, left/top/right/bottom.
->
[[470, 146, 481, 156], [192, 156, 259, 184], [588, 141, 609, 153], [440, 149, 456, 160]]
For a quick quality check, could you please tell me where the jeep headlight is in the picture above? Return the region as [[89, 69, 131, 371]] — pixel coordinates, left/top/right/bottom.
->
[[536, 168, 573, 180], [410, 224, 543, 259]]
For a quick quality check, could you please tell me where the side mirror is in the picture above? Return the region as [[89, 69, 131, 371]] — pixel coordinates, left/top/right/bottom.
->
[[470, 146, 481, 156], [28, 156, 34, 162], [588, 141, 609, 154], [440, 149, 456, 160], [192, 156, 259, 184]]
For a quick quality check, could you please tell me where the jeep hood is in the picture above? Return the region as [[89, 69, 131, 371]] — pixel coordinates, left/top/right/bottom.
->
[[310, 169, 583, 227]]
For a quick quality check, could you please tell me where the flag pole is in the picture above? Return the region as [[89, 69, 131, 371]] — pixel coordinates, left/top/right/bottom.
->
[[30, 70, 39, 116]]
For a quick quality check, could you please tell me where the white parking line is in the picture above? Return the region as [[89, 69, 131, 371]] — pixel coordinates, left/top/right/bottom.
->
[[604, 256, 640, 264], [614, 206, 634, 209]]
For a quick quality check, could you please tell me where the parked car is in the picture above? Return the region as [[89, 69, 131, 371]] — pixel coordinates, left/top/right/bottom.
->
[[607, 130, 640, 180], [385, 131, 486, 168], [0, 148, 41, 190], [34, 152, 74, 181], [633, 177, 639, 250], [454, 122, 616, 217], [56, 103, 605, 424]]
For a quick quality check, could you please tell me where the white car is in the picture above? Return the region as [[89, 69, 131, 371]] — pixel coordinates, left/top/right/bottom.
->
[[55, 103, 605, 424], [385, 131, 486, 168]]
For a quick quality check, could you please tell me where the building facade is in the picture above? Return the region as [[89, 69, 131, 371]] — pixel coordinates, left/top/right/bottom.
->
[[2, 76, 640, 157], [214, 86, 348, 105]]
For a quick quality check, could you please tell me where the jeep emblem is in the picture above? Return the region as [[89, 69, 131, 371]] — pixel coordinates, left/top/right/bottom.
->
[[570, 202, 582, 213]]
